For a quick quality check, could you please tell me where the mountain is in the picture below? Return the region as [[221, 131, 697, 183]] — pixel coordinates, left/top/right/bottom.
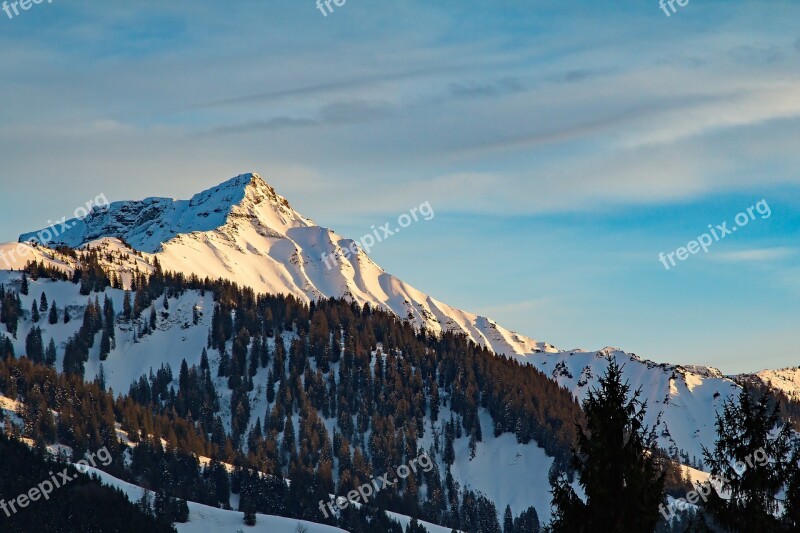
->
[[17, 173, 554, 359], [3, 173, 756, 462], [2, 171, 794, 530]]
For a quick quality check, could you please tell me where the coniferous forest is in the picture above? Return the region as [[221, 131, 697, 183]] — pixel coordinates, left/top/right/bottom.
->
[[0, 255, 798, 532]]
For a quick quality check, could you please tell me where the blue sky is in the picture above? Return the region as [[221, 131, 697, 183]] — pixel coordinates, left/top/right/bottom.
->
[[1, 0, 799, 373]]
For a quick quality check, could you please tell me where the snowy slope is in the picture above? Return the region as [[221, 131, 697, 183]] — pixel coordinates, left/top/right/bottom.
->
[[78, 465, 350, 533], [744, 367, 800, 400], [1, 389, 463, 533], [14, 173, 554, 358], [0, 271, 743, 526], [0, 272, 558, 524], [525, 347, 741, 464]]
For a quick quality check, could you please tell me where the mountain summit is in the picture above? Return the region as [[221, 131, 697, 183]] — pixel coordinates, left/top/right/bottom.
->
[[17, 172, 554, 358], [20, 172, 313, 253]]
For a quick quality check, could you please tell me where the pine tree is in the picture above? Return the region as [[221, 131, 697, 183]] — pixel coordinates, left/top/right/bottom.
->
[[153, 490, 169, 524], [39, 292, 48, 312], [123, 291, 132, 320], [266, 369, 276, 403], [405, 519, 427, 533], [200, 348, 209, 373], [25, 326, 44, 363], [45, 338, 57, 366], [469, 430, 477, 460], [0, 335, 15, 361], [137, 489, 152, 516], [174, 498, 190, 523], [97, 362, 107, 390], [513, 507, 540, 533], [48, 301, 58, 324], [99, 329, 111, 360], [785, 446, 800, 530], [31, 300, 40, 323], [20, 273, 28, 295], [503, 505, 514, 533], [243, 508, 256, 526], [699, 388, 793, 531], [549, 361, 665, 532], [103, 295, 115, 339], [283, 416, 296, 456], [64, 306, 70, 324], [1, 292, 20, 338], [218, 348, 230, 377]]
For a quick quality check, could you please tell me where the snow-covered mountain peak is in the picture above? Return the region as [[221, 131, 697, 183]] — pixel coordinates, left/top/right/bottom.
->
[[217, 172, 315, 231], [11, 172, 553, 358], [19, 172, 313, 254], [194, 172, 294, 216]]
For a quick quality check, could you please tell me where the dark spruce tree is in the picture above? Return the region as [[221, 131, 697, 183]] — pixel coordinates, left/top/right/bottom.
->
[[699, 388, 794, 531], [25, 326, 44, 363], [48, 300, 58, 324], [784, 446, 800, 530], [549, 361, 666, 532], [20, 272, 29, 295], [503, 505, 514, 533], [31, 299, 40, 323], [513, 506, 540, 532], [123, 290, 132, 320], [45, 338, 57, 366]]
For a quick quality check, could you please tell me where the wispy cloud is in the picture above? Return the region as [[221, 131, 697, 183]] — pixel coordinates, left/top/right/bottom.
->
[[710, 247, 795, 263]]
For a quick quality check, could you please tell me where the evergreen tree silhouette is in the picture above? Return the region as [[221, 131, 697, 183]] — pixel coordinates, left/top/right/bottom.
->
[[700, 388, 794, 531], [549, 361, 665, 532]]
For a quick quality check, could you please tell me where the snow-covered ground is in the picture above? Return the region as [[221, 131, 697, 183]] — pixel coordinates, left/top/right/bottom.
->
[[0, 246, 755, 525], [83, 465, 349, 533]]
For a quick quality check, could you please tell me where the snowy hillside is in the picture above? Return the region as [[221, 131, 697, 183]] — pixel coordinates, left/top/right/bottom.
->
[[0, 260, 750, 526], [0, 391, 452, 533], [746, 367, 800, 400], [526, 348, 741, 463], [0, 271, 558, 523]]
